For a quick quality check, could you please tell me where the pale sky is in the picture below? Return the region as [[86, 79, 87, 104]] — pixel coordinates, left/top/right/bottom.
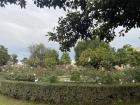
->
[[0, 1, 140, 61]]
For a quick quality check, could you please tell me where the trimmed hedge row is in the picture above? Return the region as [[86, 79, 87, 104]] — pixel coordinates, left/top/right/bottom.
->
[[0, 80, 140, 105]]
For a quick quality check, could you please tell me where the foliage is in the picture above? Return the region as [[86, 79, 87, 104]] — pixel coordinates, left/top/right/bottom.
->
[[21, 57, 28, 64], [130, 51, 140, 66], [74, 38, 110, 63], [116, 48, 130, 66], [0, 65, 67, 83], [47, 0, 140, 51], [70, 72, 81, 81], [129, 67, 140, 82], [0, 0, 87, 9], [115, 45, 140, 67], [79, 47, 116, 70], [27, 58, 40, 67], [115, 45, 132, 66], [48, 11, 93, 51], [76, 43, 140, 69], [0, 45, 10, 66], [60, 52, 71, 65], [24, 44, 63, 67], [78, 48, 93, 66], [0, 66, 36, 82], [28, 43, 46, 67], [49, 76, 58, 83], [1, 64, 140, 85], [44, 48, 59, 66], [0, 80, 140, 105], [10, 54, 18, 64], [0, 62, 140, 85], [4, 72, 35, 82]]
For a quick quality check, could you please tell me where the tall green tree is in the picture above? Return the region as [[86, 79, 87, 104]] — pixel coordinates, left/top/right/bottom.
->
[[47, 0, 140, 51], [28, 43, 46, 67], [45, 48, 59, 66], [74, 38, 110, 64], [120, 45, 140, 67], [27, 58, 40, 67], [130, 51, 140, 67], [10, 54, 18, 64], [60, 52, 71, 65], [115, 45, 134, 66], [0, 45, 10, 66], [116, 49, 129, 66], [115, 44, 140, 67], [79, 47, 116, 70]]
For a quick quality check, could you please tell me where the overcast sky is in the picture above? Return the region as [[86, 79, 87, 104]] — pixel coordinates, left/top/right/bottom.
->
[[0, 1, 140, 61]]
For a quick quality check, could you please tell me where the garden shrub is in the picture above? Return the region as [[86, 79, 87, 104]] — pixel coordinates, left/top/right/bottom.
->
[[70, 72, 81, 81], [0, 80, 140, 105], [1, 65, 140, 84], [132, 67, 140, 82], [38, 76, 50, 82], [4, 72, 35, 82], [49, 76, 59, 83]]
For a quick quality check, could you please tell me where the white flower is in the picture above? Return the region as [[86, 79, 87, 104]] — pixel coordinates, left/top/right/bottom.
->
[[35, 78, 38, 82], [34, 74, 36, 76], [11, 72, 14, 75], [98, 83, 102, 85], [132, 80, 135, 83], [88, 57, 91, 62]]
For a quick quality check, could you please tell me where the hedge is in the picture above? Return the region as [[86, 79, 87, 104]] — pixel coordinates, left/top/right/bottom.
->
[[0, 80, 140, 105]]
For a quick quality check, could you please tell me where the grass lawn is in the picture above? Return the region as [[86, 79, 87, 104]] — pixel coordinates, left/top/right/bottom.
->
[[0, 95, 45, 105]]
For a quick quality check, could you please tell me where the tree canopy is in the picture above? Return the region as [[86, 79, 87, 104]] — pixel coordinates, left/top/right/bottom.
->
[[0, 45, 10, 66], [44, 48, 59, 66], [10, 54, 18, 64], [76, 41, 140, 69], [78, 45, 116, 70], [0, 0, 87, 9], [47, 0, 140, 51], [116, 45, 140, 67], [28, 43, 46, 67], [74, 38, 111, 63], [1, 0, 140, 50], [60, 52, 71, 65]]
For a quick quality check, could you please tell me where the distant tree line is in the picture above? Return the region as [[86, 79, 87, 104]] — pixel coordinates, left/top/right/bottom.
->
[[21, 43, 71, 67], [0, 41, 140, 70], [75, 38, 140, 70], [0, 45, 18, 66], [0, 44, 71, 67]]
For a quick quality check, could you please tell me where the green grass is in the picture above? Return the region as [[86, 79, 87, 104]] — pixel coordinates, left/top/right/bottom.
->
[[0, 95, 45, 105]]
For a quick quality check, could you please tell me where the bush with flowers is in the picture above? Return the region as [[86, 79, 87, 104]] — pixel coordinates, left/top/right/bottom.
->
[[0, 65, 140, 85]]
